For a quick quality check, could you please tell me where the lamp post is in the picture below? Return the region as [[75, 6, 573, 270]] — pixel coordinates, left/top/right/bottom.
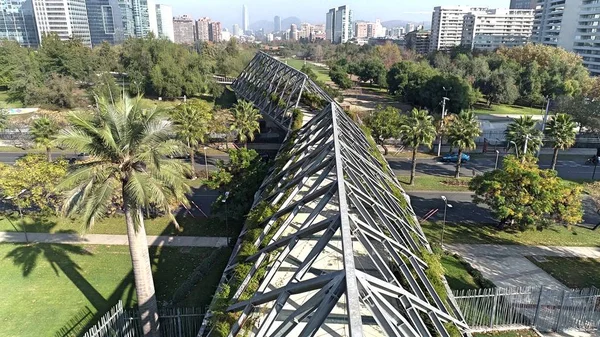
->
[[441, 195, 453, 248], [203, 146, 209, 178], [495, 150, 500, 170], [509, 141, 519, 158], [593, 157, 599, 180], [222, 191, 230, 233], [437, 97, 450, 157]]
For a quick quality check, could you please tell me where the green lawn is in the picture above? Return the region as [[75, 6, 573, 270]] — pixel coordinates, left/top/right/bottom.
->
[[398, 175, 472, 192], [0, 243, 230, 337], [473, 330, 539, 337], [0, 212, 234, 237], [527, 256, 600, 288], [421, 221, 600, 247], [0, 90, 23, 109], [473, 103, 544, 116], [284, 58, 331, 83], [441, 254, 479, 290]]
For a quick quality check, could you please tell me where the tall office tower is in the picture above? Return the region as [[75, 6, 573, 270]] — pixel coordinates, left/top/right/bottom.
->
[[290, 23, 297, 40], [354, 22, 368, 39], [85, 0, 124, 46], [0, 0, 39, 47], [325, 8, 335, 42], [429, 6, 488, 51], [405, 23, 415, 33], [32, 0, 91, 46], [117, 0, 134, 38], [151, 3, 173, 40], [232, 23, 240, 36], [173, 15, 194, 44], [196, 17, 210, 41], [461, 8, 534, 51], [131, 0, 151, 37], [334, 5, 352, 43], [242, 4, 248, 32], [510, 0, 536, 9], [208, 21, 221, 42], [273, 15, 281, 32]]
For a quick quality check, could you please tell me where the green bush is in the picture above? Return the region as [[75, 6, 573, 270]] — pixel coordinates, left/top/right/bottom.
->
[[292, 108, 303, 131]]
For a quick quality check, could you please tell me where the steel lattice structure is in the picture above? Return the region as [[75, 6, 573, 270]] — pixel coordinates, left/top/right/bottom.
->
[[201, 53, 468, 337]]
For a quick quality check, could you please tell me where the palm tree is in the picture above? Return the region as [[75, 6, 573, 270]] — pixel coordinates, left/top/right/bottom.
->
[[230, 100, 261, 148], [170, 100, 213, 178], [31, 116, 58, 162], [399, 109, 437, 185], [57, 96, 191, 337], [505, 116, 543, 157], [446, 110, 481, 178], [545, 113, 577, 170], [0, 109, 7, 131]]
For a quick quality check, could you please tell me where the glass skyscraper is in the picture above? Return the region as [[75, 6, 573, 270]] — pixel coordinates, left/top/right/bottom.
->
[[85, 0, 124, 46], [0, 0, 39, 47]]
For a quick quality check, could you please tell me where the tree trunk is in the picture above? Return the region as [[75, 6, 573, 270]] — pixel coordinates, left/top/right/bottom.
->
[[455, 148, 463, 178], [46, 146, 52, 162], [124, 195, 161, 337], [382, 143, 388, 156], [190, 148, 196, 178], [410, 147, 417, 185], [551, 147, 559, 171]]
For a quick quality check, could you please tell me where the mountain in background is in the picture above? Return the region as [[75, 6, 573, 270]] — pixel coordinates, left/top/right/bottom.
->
[[250, 16, 302, 33], [382, 20, 431, 29]]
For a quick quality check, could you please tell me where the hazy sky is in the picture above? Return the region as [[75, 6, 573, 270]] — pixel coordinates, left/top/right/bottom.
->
[[168, 0, 511, 29]]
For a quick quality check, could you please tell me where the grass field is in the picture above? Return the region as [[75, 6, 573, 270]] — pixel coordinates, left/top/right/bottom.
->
[[473, 103, 545, 116], [441, 254, 479, 290], [527, 256, 600, 288], [422, 221, 600, 247], [0, 90, 23, 109], [398, 175, 472, 192], [473, 330, 539, 337], [0, 243, 230, 337], [284, 58, 331, 83]]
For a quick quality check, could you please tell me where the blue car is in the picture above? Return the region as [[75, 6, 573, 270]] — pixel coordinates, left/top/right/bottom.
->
[[441, 152, 470, 163]]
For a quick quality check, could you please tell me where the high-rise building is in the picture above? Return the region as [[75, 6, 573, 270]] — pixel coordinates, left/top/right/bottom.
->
[[173, 15, 194, 44], [290, 23, 297, 40], [117, 0, 135, 38], [355, 22, 368, 39], [405, 30, 430, 54], [430, 6, 488, 51], [196, 17, 210, 41], [242, 4, 248, 32], [32, 0, 92, 46], [405, 23, 415, 33], [208, 21, 221, 42], [299, 22, 312, 40], [510, 0, 536, 9], [85, 0, 124, 47], [462, 8, 534, 51], [152, 4, 173, 40], [326, 5, 352, 44], [0, 0, 39, 47], [131, 0, 151, 37], [232, 24, 240, 36], [273, 15, 281, 32]]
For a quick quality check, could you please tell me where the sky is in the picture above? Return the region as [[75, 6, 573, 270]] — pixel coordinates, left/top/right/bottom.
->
[[168, 0, 511, 30]]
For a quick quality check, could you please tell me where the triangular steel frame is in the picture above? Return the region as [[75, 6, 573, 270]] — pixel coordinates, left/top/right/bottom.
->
[[200, 52, 469, 337]]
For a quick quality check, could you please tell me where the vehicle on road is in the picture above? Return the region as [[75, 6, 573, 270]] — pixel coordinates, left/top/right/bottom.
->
[[69, 153, 90, 164], [585, 156, 600, 165], [441, 152, 470, 163]]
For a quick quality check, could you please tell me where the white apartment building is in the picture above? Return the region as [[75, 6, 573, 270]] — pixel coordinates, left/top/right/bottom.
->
[[430, 6, 489, 51], [326, 5, 352, 44], [32, 0, 91, 46], [152, 3, 173, 41], [462, 8, 534, 51]]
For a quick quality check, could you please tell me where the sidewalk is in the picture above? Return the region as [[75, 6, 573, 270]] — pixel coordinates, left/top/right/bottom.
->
[[0, 231, 230, 247], [446, 244, 600, 290]]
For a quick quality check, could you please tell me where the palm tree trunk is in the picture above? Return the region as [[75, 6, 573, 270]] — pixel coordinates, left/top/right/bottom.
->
[[551, 147, 559, 171], [46, 146, 52, 162], [455, 148, 463, 178], [124, 202, 161, 337], [410, 147, 417, 185], [190, 148, 196, 178], [382, 143, 389, 156]]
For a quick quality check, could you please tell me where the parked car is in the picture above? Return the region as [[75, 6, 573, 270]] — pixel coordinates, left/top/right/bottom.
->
[[441, 152, 470, 163], [69, 153, 90, 164]]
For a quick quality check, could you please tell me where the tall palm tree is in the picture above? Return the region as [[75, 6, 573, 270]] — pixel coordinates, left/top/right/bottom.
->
[[446, 110, 481, 178], [170, 100, 213, 178], [0, 109, 7, 131], [230, 100, 261, 148], [505, 116, 543, 157], [545, 113, 577, 170], [57, 96, 191, 337], [399, 109, 437, 185], [31, 116, 58, 162]]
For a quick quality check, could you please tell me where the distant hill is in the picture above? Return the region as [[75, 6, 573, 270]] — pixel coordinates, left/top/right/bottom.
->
[[382, 20, 431, 29], [249, 16, 302, 33]]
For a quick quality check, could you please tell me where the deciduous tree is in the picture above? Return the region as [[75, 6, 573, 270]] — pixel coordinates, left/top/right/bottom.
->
[[365, 106, 402, 155]]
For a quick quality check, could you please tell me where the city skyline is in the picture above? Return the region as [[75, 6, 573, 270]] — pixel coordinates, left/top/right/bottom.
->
[[166, 0, 509, 29]]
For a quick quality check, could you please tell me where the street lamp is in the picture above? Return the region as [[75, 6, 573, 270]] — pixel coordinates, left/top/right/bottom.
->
[[593, 156, 599, 180], [437, 96, 451, 157], [222, 191, 230, 233], [495, 150, 500, 170], [509, 141, 519, 158], [203, 146, 209, 178], [441, 196, 453, 248]]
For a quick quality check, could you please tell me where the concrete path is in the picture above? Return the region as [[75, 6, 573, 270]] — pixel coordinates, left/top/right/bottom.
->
[[0, 231, 230, 247], [446, 244, 600, 291]]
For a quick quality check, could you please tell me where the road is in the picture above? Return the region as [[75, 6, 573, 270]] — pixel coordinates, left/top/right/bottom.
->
[[387, 154, 600, 181], [407, 191, 600, 228]]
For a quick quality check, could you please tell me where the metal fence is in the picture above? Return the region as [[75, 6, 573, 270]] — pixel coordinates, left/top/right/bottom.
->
[[453, 286, 600, 332], [82, 301, 204, 337]]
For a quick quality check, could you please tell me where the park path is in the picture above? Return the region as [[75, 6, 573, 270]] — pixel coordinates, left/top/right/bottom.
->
[[0, 231, 229, 247], [447, 244, 600, 291]]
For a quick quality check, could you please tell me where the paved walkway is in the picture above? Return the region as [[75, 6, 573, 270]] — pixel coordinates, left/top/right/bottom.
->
[[0, 231, 230, 247], [447, 244, 600, 291]]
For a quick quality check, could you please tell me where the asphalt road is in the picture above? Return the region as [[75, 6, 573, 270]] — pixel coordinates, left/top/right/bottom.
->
[[387, 155, 600, 182], [407, 191, 600, 228]]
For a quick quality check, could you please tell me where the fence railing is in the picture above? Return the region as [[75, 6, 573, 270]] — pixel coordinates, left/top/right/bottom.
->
[[453, 286, 600, 332], [81, 301, 204, 337]]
